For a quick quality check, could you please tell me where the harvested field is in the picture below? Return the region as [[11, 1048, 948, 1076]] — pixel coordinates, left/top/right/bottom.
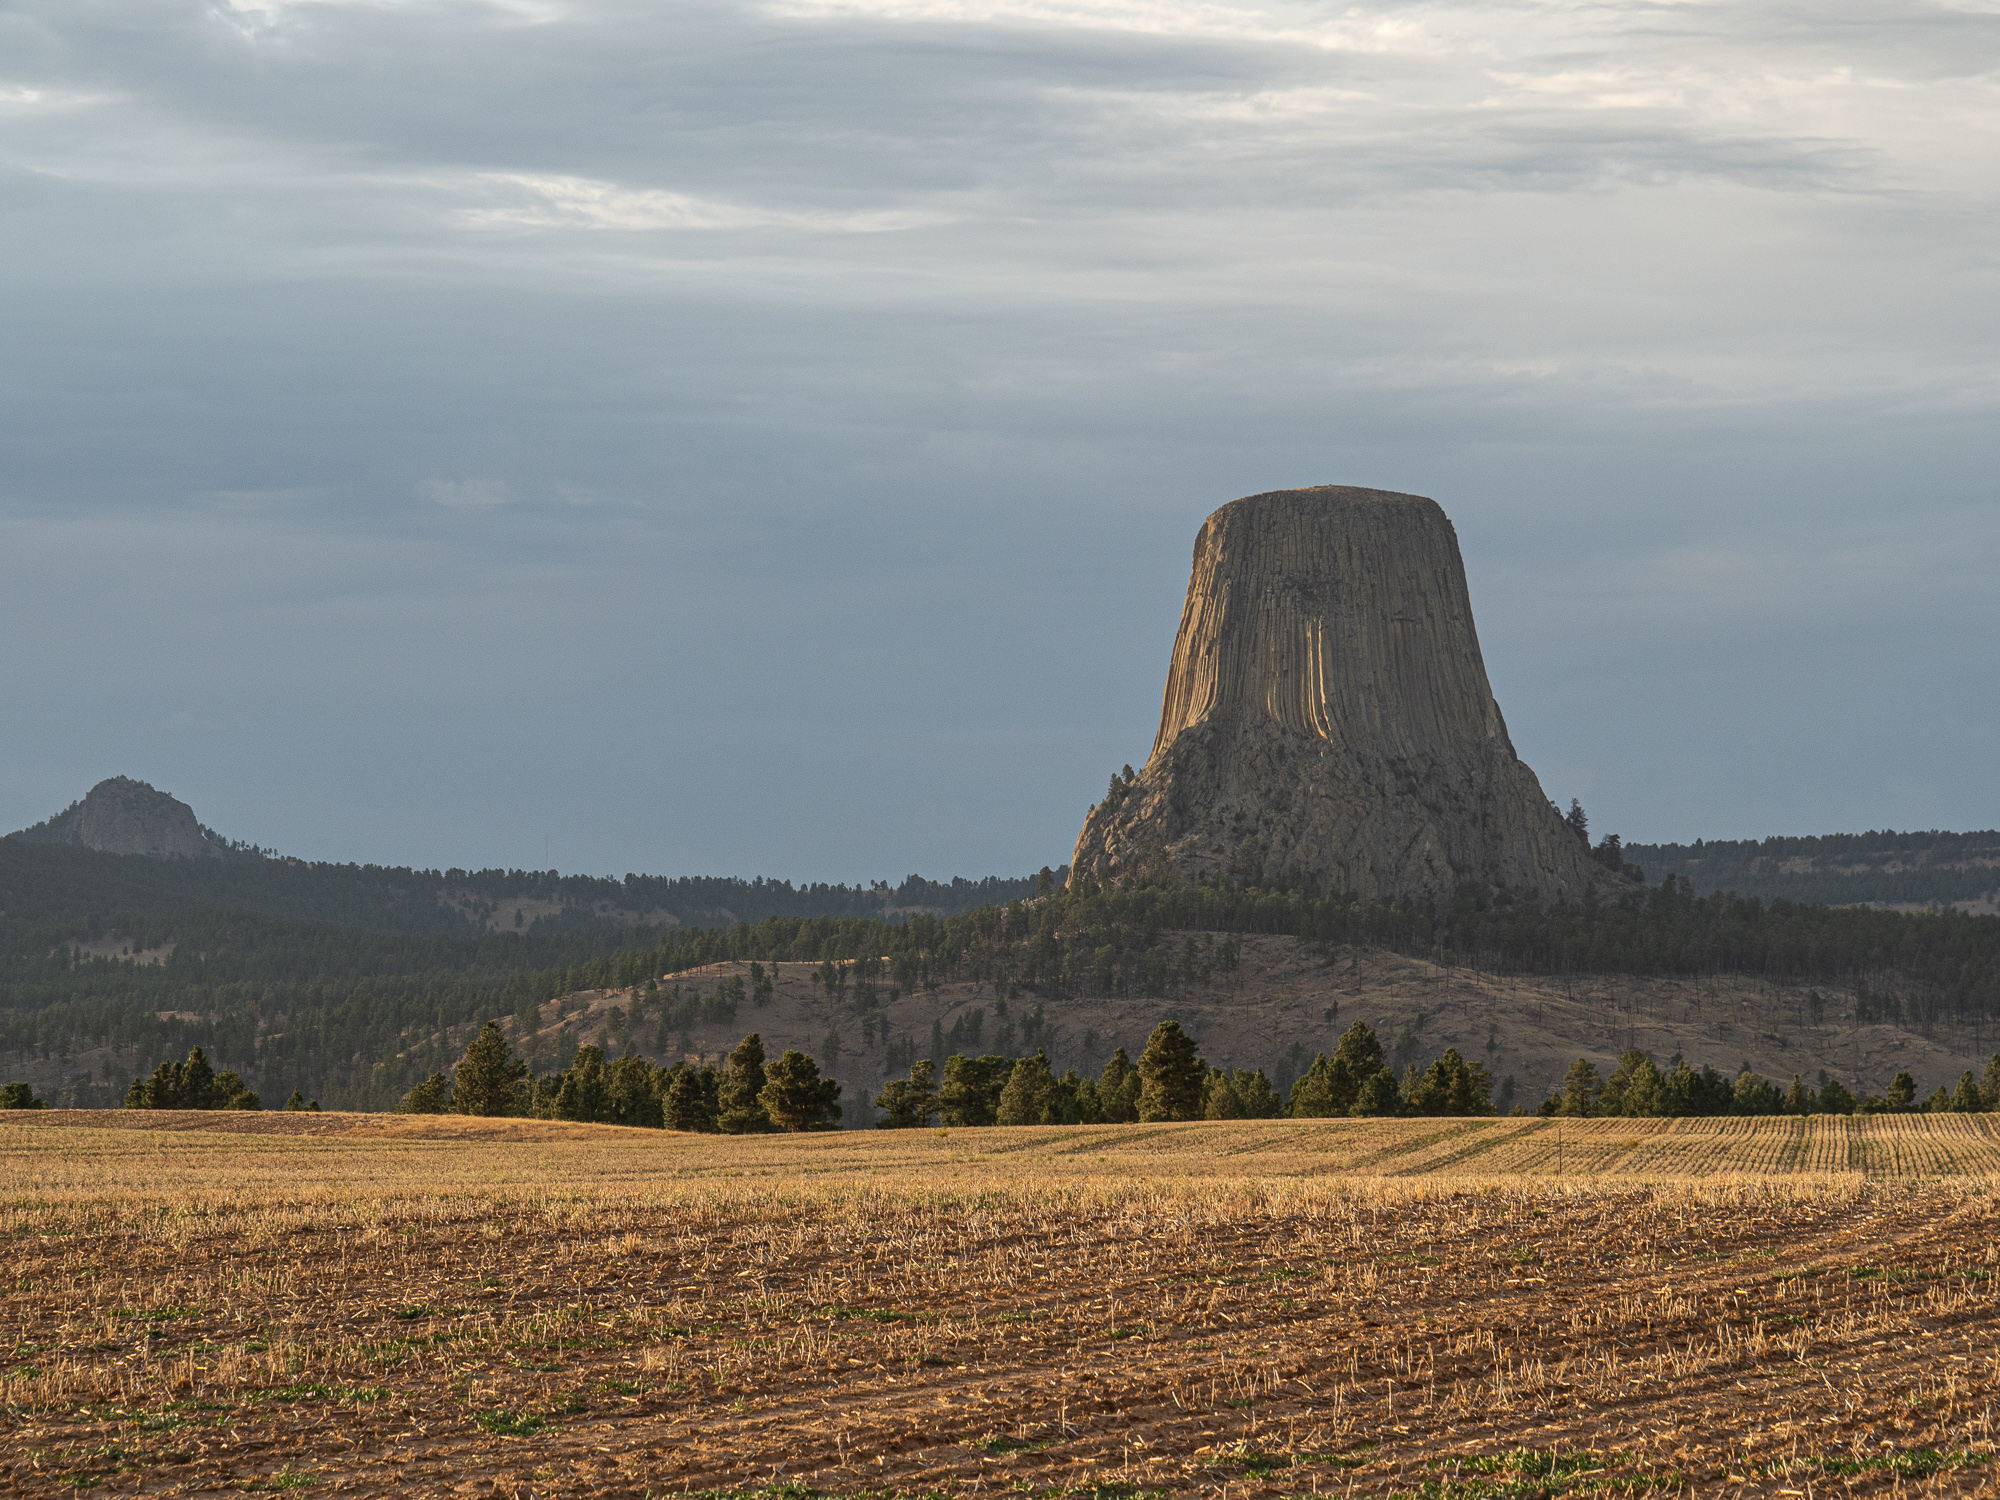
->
[[5, 1114, 2000, 1497]]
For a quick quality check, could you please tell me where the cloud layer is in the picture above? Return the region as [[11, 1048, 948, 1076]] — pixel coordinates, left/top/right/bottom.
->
[[1, 0, 1995, 874]]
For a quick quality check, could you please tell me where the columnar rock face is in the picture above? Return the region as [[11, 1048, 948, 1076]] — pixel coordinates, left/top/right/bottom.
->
[[1070, 485, 1612, 904], [13, 776, 227, 859]]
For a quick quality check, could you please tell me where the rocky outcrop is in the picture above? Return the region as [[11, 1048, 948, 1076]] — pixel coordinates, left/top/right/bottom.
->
[[1071, 485, 1615, 904], [13, 776, 229, 859]]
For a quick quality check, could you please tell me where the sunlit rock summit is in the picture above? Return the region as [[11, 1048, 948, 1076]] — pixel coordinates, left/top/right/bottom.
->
[[1070, 485, 1609, 904]]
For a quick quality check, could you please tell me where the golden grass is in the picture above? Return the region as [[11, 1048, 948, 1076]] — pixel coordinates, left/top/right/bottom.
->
[[5, 1112, 2000, 1496], [5, 1110, 1998, 1217]]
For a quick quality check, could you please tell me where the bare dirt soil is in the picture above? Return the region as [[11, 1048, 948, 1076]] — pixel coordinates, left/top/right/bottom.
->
[[4, 1114, 2000, 1496]]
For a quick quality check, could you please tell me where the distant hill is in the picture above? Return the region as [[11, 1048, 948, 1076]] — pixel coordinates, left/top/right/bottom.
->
[[5, 777, 1053, 936], [1623, 830, 2000, 912], [14, 776, 236, 860], [0, 783, 1058, 1110]]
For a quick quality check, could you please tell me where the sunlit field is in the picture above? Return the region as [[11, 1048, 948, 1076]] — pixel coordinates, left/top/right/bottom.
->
[[5, 1112, 2000, 1496]]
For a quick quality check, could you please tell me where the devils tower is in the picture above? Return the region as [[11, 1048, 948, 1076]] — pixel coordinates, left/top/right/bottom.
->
[[1071, 485, 1612, 904]]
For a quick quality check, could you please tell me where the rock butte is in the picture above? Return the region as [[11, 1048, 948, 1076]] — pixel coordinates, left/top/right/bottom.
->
[[1070, 484, 1615, 904], [12, 775, 227, 860]]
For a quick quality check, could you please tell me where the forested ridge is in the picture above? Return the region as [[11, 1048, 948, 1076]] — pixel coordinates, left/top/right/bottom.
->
[[0, 837, 1047, 1108], [1625, 828, 2000, 908], [0, 836, 1046, 938], [8, 831, 2000, 1112]]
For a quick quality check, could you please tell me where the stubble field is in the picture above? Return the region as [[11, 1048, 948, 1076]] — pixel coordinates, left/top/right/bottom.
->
[[5, 1111, 2000, 1497]]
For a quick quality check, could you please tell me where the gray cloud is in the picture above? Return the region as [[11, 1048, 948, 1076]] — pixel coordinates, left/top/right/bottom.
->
[[0, 0, 1994, 872]]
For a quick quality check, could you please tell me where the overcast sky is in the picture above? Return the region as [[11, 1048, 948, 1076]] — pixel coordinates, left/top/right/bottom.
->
[[2, 0, 1995, 880]]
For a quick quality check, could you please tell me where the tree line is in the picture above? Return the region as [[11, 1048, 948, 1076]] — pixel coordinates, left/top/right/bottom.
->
[[16, 1011, 2000, 1128], [8, 846, 2000, 1109]]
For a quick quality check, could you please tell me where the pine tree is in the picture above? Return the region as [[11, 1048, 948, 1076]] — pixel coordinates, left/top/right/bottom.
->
[[875, 1060, 939, 1128], [718, 1034, 771, 1134], [1886, 1072, 1918, 1112], [1286, 1053, 1337, 1118], [1558, 1058, 1602, 1118], [1201, 1069, 1243, 1120], [1351, 1067, 1401, 1116], [1096, 1048, 1141, 1123], [398, 1073, 451, 1114], [554, 1045, 611, 1123], [938, 1055, 1010, 1125], [1983, 1054, 2000, 1110], [180, 1048, 216, 1109], [1334, 1022, 1385, 1081], [1951, 1071, 1984, 1113], [663, 1064, 720, 1132], [211, 1071, 260, 1111], [1407, 1049, 1494, 1116], [996, 1054, 1056, 1126], [1783, 1074, 1814, 1115], [0, 1082, 45, 1109], [452, 1021, 528, 1117], [758, 1050, 841, 1132], [1816, 1077, 1857, 1115], [1230, 1068, 1282, 1118], [1137, 1021, 1203, 1122]]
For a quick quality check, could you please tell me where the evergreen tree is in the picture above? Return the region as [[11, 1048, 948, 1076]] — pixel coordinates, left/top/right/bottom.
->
[[1351, 1067, 1402, 1116], [0, 1082, 45, 1109], [127, 1047, 222, 1110], [1598, 1050, 1655, 1116], [554, 1045, 612, 1122], [663, 1064, 721, 1132], [938, 1054, 1010, 1125], [1816, 1077, 1857, 1115], [1286, 1053, 1336, 1118], [1556, 1058, 1602, 1118], [453, 1021, 528, 1117], [180, 1046, 216, 1109], [398, 1072, 451, 1114], [1731, 1069, 1783, 1115], [606, 1053, 663, 1128], [996, 1054, 1056, 1126], [1096, 1048, 1141, 1123], [1983, 1054, 2000, 1110], [875, 1059, 939, 1128], [1334, 1021, 1384, 1080], [1406, 1049, 1494, 1116], [1051, 1069, 1100, 1124], [1288, 1052, 1361, 1118], [1951, 1071, 1985, 1113], [1885, 1071, 1918, 1112], [718, 1033, 771, 1134], [1230, 1067, 1282, 1118], [1783, 1074, 1814, 1115], [1137, 1021, 1203, 1122], [1565, 798, 1589, 845], [1662, 1060, 1733, 1117], [1201, 1069, 1244, 1119], [758, 1049, 841, 1132], [211, 1071, 260, 1111]]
